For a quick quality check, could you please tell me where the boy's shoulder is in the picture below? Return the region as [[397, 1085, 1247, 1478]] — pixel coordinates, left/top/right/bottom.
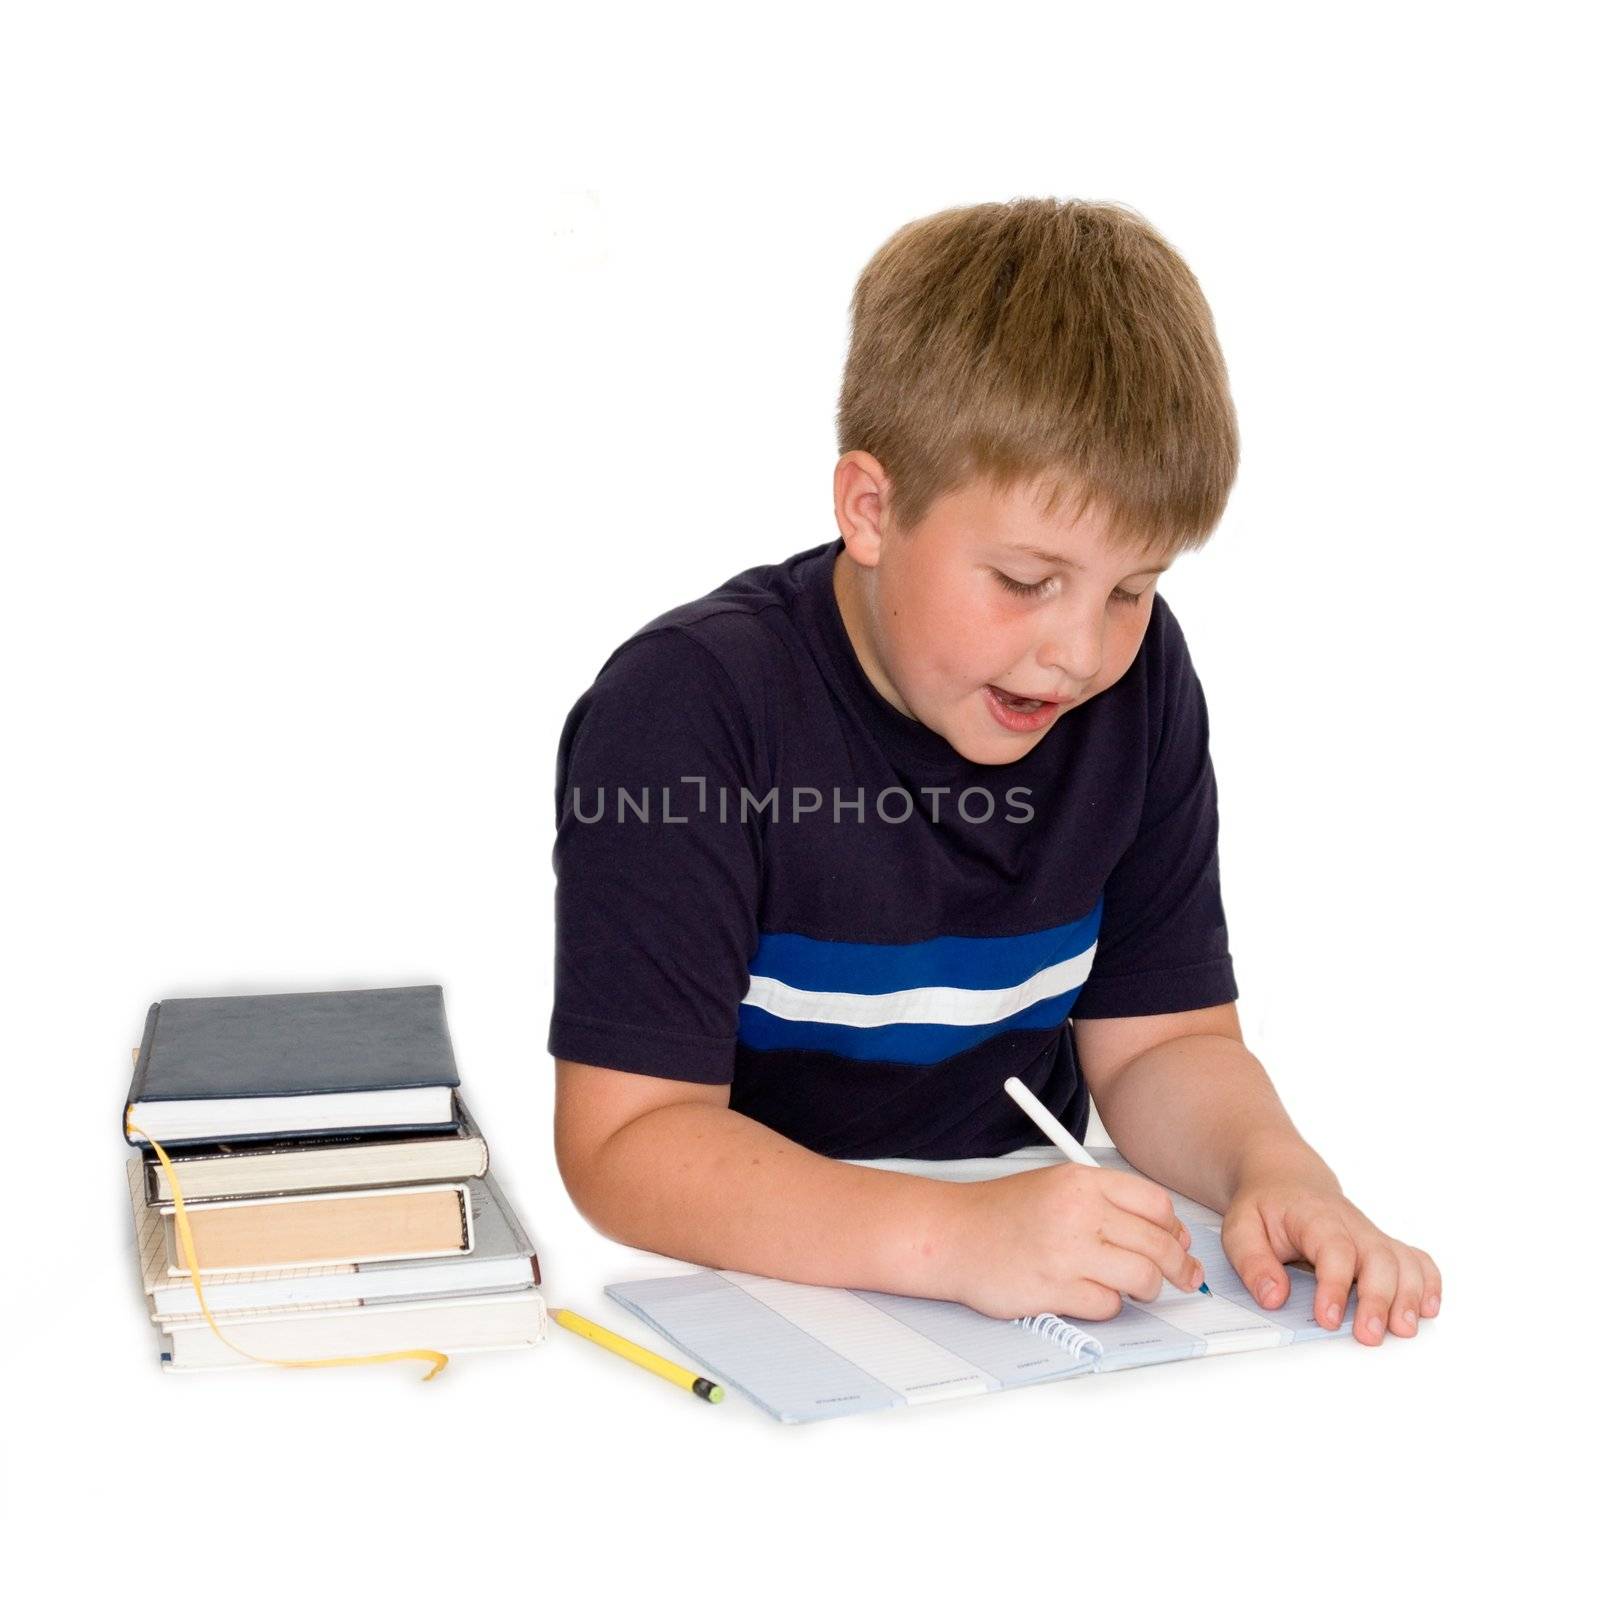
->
[[1143, 589, 1197, 682], [556, 543, 833, 798], [587, 541, 829, 702]]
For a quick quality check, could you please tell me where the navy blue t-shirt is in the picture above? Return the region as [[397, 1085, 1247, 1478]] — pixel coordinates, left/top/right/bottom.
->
[[547, 537, 1236, 1159]]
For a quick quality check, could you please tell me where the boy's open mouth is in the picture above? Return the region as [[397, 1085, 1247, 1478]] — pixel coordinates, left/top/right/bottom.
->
[[982, 683, 1071, 733], [987, 685, 1052, 712]]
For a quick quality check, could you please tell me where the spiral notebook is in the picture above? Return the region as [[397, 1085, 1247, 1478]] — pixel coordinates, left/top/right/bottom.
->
[[604, 1145, 1356, 1423]]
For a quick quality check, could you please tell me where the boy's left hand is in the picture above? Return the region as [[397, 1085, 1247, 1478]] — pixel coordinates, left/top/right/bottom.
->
[[1221, 1166, 1442, 1346]]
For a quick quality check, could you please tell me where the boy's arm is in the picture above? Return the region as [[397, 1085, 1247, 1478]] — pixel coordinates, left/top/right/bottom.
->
[[554, 1058, 963, 1296], [1074, 1002, 1327, 1212], [1074, 1003, 1443, 1345], [554, 1057, 1205, 1320]]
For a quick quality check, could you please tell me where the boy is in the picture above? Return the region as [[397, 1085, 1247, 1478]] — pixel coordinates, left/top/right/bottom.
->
[[547, 198, 1440, 1344]]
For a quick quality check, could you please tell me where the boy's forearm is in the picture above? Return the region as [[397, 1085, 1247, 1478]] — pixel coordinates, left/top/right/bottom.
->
[[1091, 1033, 1338, 1214], [571, 1101, 967, 1297]]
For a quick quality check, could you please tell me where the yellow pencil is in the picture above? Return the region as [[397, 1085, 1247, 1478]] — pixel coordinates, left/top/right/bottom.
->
[[551, 1307, 725, 1404]]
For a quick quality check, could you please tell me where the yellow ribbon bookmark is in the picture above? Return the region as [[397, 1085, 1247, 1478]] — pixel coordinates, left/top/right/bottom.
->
[[128, 1114, 448, 1381]]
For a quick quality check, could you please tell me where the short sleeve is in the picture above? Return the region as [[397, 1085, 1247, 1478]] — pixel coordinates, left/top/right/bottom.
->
[[1070, 609, 1238, 1019], [546, 627, 765, 1083]]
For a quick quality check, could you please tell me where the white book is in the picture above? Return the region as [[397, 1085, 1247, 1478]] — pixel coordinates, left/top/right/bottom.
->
[[158, 1289, 547, 1372], [140, 1094, 490, 1203]]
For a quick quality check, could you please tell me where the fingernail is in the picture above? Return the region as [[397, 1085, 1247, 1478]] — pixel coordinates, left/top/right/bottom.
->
[[1403, 1308, 1418, 1328], [1424, 1294, 1440, 1315], [1366, 1315, 1384, 1338], [1189, 1263, 1205, 1290], [1257, 1278, 1277, 1304], [1328, 1302, 1343, 1324]]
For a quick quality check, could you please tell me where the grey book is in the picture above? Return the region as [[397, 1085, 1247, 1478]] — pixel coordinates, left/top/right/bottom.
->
[[124, 985, 460, 1148]]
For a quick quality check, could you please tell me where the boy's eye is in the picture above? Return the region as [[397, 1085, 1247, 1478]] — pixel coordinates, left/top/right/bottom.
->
[[993, 570, 1056, 598], [992, 569, 1149, 607]]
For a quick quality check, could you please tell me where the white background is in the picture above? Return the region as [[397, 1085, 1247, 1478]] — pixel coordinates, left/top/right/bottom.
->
[[3, 2, 1592, 1592]]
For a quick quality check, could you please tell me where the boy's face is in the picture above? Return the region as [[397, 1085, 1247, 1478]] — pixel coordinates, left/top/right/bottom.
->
[[832, 457, 1170, 766]]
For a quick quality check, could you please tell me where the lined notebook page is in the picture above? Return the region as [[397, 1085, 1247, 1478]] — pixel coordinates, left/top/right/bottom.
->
[[606, 1143, 1354, 1422], [721, 1273, 994, 1403], [608, 1271, 1099, 1423]]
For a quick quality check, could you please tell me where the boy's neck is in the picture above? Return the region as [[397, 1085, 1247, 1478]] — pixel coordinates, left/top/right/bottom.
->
[[831, 546, 912, 718]]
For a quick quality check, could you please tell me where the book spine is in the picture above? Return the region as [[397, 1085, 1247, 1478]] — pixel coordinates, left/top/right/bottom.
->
[[123, 1002, 162, 1146], [428, 985, 462, 1091], [450, 1093, 491, 1176]]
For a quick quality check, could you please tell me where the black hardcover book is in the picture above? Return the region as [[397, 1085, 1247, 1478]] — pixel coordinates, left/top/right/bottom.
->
[[123, 985, 462, 1148]]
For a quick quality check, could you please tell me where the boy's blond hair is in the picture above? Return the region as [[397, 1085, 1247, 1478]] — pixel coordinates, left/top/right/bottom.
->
[[835, 197, 1238, 557]]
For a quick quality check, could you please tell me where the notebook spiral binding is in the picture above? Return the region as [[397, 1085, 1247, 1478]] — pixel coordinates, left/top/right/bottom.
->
[[1013, 1312, 1104, 1362]]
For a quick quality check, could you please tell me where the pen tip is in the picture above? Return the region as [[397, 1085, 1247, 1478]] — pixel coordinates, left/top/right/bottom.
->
[[1199, 1282, 1212, 1296]]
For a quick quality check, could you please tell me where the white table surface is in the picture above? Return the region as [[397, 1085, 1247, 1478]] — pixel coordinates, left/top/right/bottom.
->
[[4, 1080, 1564, 1597]]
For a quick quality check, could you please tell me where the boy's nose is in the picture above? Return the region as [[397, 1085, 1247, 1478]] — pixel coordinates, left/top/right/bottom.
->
[[1036, 617, 1103, 688]]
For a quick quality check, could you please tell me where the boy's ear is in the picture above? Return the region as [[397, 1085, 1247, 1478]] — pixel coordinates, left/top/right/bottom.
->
[[833, 450, 892, 567]]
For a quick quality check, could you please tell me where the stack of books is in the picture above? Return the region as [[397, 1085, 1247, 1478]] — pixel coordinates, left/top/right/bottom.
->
[[122, 985, 546, 1373]]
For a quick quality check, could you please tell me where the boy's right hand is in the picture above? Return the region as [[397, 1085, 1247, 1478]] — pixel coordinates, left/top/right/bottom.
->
[[943, 1163, 1205, 1321]]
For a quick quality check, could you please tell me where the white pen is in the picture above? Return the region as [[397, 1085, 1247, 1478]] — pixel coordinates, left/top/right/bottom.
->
[[1002, 1075, 1210, 1295]]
